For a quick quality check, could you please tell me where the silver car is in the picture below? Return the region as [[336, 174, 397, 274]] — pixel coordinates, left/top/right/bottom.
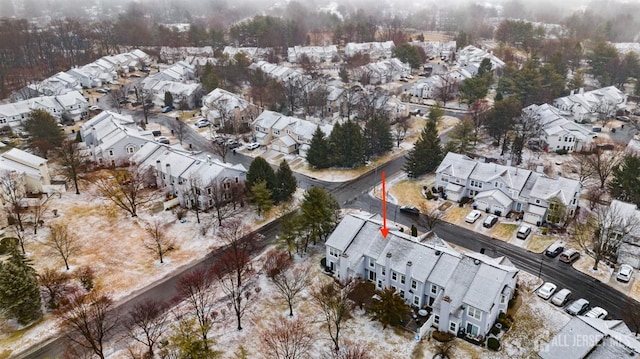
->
[[617, 264, 634, 282]]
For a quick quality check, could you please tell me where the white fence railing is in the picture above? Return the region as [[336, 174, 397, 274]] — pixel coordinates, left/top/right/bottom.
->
[[416, 313, 435, 341]]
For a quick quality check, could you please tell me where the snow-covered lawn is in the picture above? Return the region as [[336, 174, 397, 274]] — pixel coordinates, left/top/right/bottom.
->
[[526, 235, 558, 254], [572, 256, 614, 283]]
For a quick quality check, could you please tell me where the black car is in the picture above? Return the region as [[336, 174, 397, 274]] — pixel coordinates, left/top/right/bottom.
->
[[399, 206, 420, 216]]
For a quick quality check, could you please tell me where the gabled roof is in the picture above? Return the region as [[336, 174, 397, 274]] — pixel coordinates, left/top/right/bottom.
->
[[2, 148, 46, 168], [474, 189, 513, 207], [436, 152, 478, 179], [528, 175, 580, 206]]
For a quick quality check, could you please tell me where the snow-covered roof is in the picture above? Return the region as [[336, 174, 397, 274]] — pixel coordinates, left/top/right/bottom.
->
[[474, 189, 513, 207], [528, 175, 580, 206]]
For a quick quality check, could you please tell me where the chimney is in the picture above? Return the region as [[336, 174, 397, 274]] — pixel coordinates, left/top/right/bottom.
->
[[165, 163, 172, 186], [405, 261, 413, 291], [536, 165, 544, 173], [385, 252, 392, 288], [339, 253, 349, 280], [439, 295, 451, 332]]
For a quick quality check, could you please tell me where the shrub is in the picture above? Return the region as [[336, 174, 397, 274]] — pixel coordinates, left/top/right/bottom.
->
[[175, 208, 186, 220], [76, 266, 95, 291], [0, 237, 18, 254], [490, 325, 500, 336], [556, 149, 568, 155], [426, 191, 434, 200], [432, 330, 455, 342], [460, 196, 471, 205], [498, 312, 507, 320], [541, 228, 548, 235], [487, 337, 501, 351], [497, 317, 512, 329]]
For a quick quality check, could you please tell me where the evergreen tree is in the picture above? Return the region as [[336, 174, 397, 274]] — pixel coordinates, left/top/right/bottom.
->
[[164, 92, 174, 107], [404, 118, 443, 178], [246, 157, 276, 193], [249, 180, 273, 217], [299, 187, 340, 247], [609, 155, 640, 206], [329, 120, 365, 168], [23, 109, 65, 158], [200, 62, 220, 93], [273, 160, 297, 204], [0, 249, 43, 325], [369, 287, 411, 329], [364, 116, 393, 158], [307, 127, 332, 168]]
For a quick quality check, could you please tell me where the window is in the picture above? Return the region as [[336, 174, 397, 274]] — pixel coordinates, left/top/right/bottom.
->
[[381, 267, 386, 276], [195, 188, 201, 195], [431, 284, 437, 295], [449, 322, 457, 333], [411, 280, 417, 290], [433, 315, 439, 325], [466, 323, 479, 336], [535, 199, 541, 204], [392, 272, 397, 281], [470, 180, 483, 189], [329, 247, 339, 257], [126, 146, 135, 154], [207, 188, 212, 195], [368, 270, 375, 281], [399, 290, 405, 298], [400, 275, 405, 284], [467, 306, 482, 321], [273, 129, 280, 135], [108, 150, 114, 157], [441, 174, 449, 183], [369, 258, 375, 268], [500, 295, 507, 304], [377, 280, 382, 288], [413, 296, 419, 306]]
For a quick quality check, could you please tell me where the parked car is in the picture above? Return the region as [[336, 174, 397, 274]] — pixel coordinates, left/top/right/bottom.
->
[[516, 224, 532, 239], [89, 105, 101, 111], [584, 307, 608, 319], [96, 88, 109, 94], [161, 105, 174, 113], [616, 115, 630, 122], [536, 282, 557, 300], [140, 67, 151, 73], [399, 206, 420, 216], [565, 298, 590, 316], [156, 136, 170, 145], [227, 140, 241, 149], [617, 264, 634, 282], [551, 288, 572, 306], [545, 241, 565, 258], [482, 215, 498, 228], [129, 73, 141, 78], [399, 78, 409, 82], [559, 248, 580, 263], [194, 119, 211, 128], [246, 142, 260, 151], [465, 210, 482, 223]]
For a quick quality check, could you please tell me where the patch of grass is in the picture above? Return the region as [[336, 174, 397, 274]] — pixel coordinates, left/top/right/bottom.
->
[[442, 206, 467, 222], [390, 180, 425, 207], [526, 235, 557, 253], [492, 223, 518, 241], [410, 339, 425, 359]]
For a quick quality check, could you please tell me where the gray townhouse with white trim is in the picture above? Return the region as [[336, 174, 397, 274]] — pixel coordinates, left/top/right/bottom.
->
[[325, 212, 518, 339]]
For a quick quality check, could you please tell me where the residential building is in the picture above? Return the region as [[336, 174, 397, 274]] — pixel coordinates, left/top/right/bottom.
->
[[352, 58, 411, 85], [435, 152, 581, 224], [252, 110, 333, 156], [553, 87, 627, 123], [159, 47, 215, 64], [0, 91, 88, 129], [141, 79, 202, 109], [132, 142, 247, 210], [80, 111, 154, 164], [55, 91, 89, 121], [201, 88, 259, 127], [409, 41, 457, 60], [67, 61, 118, 89], [149, 61, 196, 83], [538, 316, 640, 359], [612, 42, 640, 56], [522, 104, 592, 153], [222, 47, 273, 62], [287, 45, 339, 63], [411, 68, 472, 101], [325, 212, 518, 339], [101, 49, 150, 73], [249, 61, 305, 83], [456, 45, 505, 72], [609, 200, 640, 269], [344, 41, 395, 60], [0, 148, 51, 193]]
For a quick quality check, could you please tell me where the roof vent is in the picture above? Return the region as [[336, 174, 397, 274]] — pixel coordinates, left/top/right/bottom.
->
[[474, 259, 481, 265], [435, 250, 441, 256]]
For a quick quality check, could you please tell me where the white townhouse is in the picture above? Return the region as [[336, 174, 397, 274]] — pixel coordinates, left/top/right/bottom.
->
[[344, 41, 395, 60], [522, 104, 592, 153], [80, 111, 154, 165], [0, 148, 51, 193], [222, 46, 273, 62], [159, 46, 215, 64], [553, 86, 627, 123], [252, 110, 333, 156], [352, 58, 411, 85], [249, 61, 305, 83], [55, 91, 89, 121], [612, 42, 640, 56], [151, 61, 196, 83], [67, 61, 118, 89], [28, 71, 82, 97], [456, 45, 505, 72], [325, 212, 518, 340], [411, 68, 472, 101], [608, 200, 640, 269], [409, 40, 457, 60], [287, 45, 338, 63], [0, 90, 87, 129], [539, 316, 640, 359], [201, 88, 259, 127], [132, 142, 247, 210], [101, 49, 150, 73], [141, 79, 202, 109], [435, 152, 581, 225]]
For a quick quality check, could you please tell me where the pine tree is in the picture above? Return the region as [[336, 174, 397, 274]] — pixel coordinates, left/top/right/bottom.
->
[[246, 157, 276, 193], [404, 118, 443, 178], [364, 116, 394, 158], [609, 155, 640, 206], [273, 160, 297, 204], [307, 126, 332, 168], [249, 180, 273, 217], [164, 92, 174, 107], [299, 187, 340, 247], [330, 120, 365, 168], [0, 249, 43, 325], [369, 287, 411, 329]]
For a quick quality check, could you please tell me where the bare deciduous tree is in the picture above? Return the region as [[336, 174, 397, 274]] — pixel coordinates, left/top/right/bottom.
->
[[335, 340, 373, 359], [211, 140, 231, 164], [107, 83, 130, 114], [573, 202, 639, 270], [207, 178, 242, 226], [212, 221, 256, 331], [259, 317, 315, 359], [38, 267, 71, 309], [56, 139, 88, 195], [94, 163, 156, 217], [568, 151, 597, 184], [142, 220, 174, 264], [311, 280, 356, 353], [0, 170, 27, 231], [59, 291, 118, 359], [43, 223, 80, 270], [124, 299, 168, 358], [32, 192, 60, 234], [13, 223, 30, 254], [174, 267, 217, 350], [169, 118, 189, 145], [263, 250, 310, 317], [418, 202, 444, 231], [575, 145, 624, 189]]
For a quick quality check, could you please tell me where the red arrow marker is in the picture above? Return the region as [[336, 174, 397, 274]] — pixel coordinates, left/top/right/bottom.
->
[[380, 171, 389, 238]]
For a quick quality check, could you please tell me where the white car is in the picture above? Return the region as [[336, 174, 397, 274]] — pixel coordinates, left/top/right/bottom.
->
[[617, 264, 634, 282], [246, 142, 260, 151], [89, 105, 101, 111], [584, 307, 608, 319], [194, 119, 210, 128], [551, 288, 572, 306], [465, 210, 482, 223], [536, 282, 557, 300], [156, 136, 170, 145]]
